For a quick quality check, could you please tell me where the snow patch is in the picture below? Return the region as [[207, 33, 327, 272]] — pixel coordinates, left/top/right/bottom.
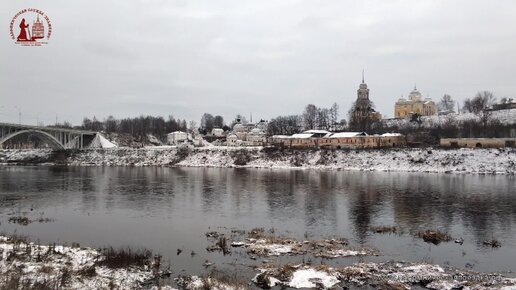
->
[[288, 268, 340, 288]]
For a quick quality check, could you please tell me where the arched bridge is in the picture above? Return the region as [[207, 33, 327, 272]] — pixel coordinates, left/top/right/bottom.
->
[[0, 123, 97, 149]]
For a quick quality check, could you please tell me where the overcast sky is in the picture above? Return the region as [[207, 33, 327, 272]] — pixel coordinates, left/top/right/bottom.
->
[[1, 0, 515, 126]]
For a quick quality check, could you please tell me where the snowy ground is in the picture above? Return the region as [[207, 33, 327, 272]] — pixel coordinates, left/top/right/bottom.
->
[[383, 108, 516, 128], [1, 147, 515, 174], [253, 262, 516, 289], [0, 235, 171, 290], [175, 275, 247, 290], [206, 228, 377, 259], [2, 232, 514, 290]]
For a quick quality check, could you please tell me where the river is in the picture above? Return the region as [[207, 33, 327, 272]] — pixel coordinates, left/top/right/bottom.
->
[[0, 166, 514, 281]]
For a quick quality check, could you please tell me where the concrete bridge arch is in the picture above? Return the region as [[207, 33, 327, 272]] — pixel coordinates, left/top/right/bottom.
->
[[0, 129, 65, 150]]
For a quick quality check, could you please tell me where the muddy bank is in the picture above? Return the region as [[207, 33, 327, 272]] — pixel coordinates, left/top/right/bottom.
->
[[1, 147, 515, 174]]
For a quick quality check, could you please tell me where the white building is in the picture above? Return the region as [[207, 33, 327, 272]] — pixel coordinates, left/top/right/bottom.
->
[[247, 128, 267, 145], [167, 131, 188, 145], [211, 128, 224, 137], [232, 123, 247, 141], [226, 134, 238, 146]]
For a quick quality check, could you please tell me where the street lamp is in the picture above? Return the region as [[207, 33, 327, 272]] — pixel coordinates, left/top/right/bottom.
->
[[14, 106, 21, 124]]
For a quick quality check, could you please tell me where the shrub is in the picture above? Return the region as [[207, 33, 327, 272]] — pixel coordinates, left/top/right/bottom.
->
[[483, 239, 502, 248], [230, 149, 252, 166], [370, 226, 398, 234], [98, 247, 152, 269], [8, 216, 31, 226], [416, 230, 451, 245]]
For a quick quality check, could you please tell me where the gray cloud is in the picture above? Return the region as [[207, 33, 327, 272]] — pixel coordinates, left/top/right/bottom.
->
[[1, 0, 515, 125]]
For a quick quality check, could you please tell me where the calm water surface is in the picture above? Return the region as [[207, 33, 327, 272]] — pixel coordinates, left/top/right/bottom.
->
[[0, 166, 515, 279]]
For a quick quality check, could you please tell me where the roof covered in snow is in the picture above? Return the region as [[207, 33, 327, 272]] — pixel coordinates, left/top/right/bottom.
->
[[303, 130, 331, 134], [382, 133, 403, 137], [271, 135, 290, 139], [329, 132, 367, 138], [291, 133, 315, 139]]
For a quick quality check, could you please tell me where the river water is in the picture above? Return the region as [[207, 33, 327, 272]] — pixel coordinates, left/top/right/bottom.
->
[[0, 166, 514, 280]]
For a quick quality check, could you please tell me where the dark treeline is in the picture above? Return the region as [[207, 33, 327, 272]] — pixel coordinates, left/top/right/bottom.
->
[[198, 113, 229, 135], [80, 115, 188, 141], [370, 117, 514, 145]]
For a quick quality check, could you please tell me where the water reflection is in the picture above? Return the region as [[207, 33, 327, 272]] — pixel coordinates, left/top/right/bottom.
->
[[0, 166, 514, 272]]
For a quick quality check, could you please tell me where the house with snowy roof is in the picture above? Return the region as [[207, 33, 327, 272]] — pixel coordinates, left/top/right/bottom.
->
[[167, 131, 189, 145], [273, 130, 405, 149]]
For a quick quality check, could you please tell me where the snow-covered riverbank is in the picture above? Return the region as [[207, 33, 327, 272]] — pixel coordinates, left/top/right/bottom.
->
[[0, 147, 514, 174], [2, 232, 514, 290], [0, 235, 171, 290]]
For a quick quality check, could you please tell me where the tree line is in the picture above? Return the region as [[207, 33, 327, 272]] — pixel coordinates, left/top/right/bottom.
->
[[80, 115, 188, 141], [267, 103, 342, 136], [48, 90, 513, 144]]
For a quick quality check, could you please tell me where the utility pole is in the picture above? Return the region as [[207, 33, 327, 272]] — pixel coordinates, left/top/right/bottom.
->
[[14, 106, 21, 124]]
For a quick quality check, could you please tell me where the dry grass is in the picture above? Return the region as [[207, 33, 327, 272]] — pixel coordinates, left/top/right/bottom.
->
[[248, 227, 266, 239], [483, 239, 502, 248], [77, 265, 97, 277], [206, 235, 231, 255], [98, 247, 152, 269], [247, 227, 285, 244], [314, 264, 332, 272], [0, 270, 22, 290], [416, 230, 452, 245], [208, 270, 248, 290], [370, 225, 399, 234], [276, 263, 299, 281], [39, 265, 54, 274], [177, 272, 248, 290], [230, 149, 252, 166], [36, 217, 55, 223], [8, 216, 31, 226], [338, 266, 367, 281], [60, 267, 71, 287], [205, 231, 222, 239]]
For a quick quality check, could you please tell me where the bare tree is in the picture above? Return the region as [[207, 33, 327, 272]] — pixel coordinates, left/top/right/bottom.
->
[[462, 98, 474, 113], [105, 115, 118, 133], [329, 102, 339, 131], [200, 113, 215, 134], [438, 94, 455, 112], [213, 115, 224, 128], [267, 115, 301, 136], [472, 91, 496, 127], [317, 108, 330, 130], [303, 104, 318, 130], [477, 91, 496, 108]]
